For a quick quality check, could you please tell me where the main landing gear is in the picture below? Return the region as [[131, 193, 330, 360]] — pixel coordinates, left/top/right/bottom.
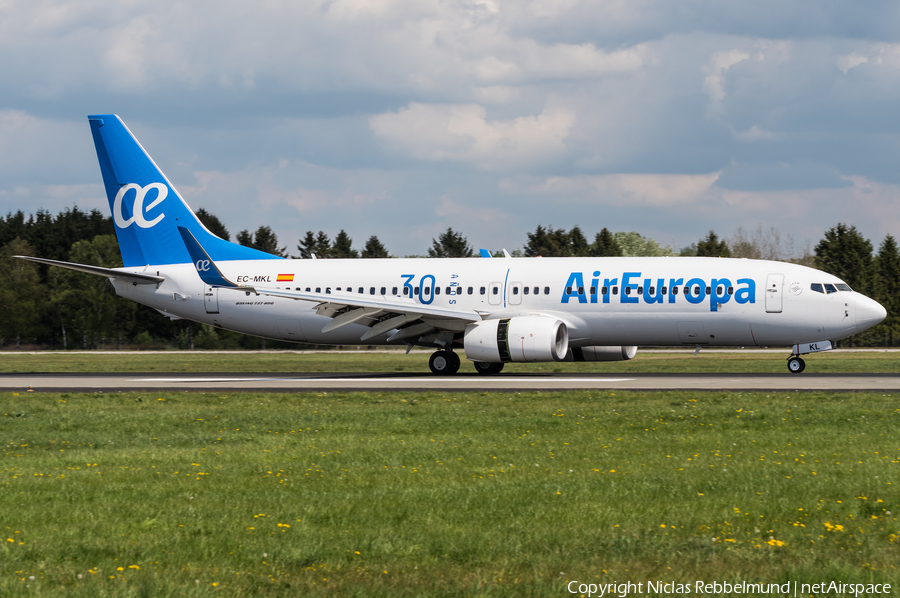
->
[[473, 361, 504, 375], [787, 356, 806, 374], [427, 351, 506, 375], [429, 351, 460, 375]]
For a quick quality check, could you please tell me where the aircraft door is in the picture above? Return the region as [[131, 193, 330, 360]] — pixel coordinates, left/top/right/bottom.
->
[[508, 282, 522, 305], [765, 274, 784, 313], [488, 281, 502, 306], [204, 285, 219, 314]]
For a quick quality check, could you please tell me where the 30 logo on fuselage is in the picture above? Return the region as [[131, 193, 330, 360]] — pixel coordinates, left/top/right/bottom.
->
[[113, 183, 167, 229]]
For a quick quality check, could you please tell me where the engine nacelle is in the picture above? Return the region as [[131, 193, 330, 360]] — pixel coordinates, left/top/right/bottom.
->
[[464, 316, 569, 363], [566, 346, 637, 362]]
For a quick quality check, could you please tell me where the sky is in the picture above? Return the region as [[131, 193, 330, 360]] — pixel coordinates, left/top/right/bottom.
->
[[1, 0, 899, 257]]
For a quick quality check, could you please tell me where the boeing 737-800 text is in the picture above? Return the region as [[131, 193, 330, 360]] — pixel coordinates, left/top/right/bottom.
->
[[16, 115, 887, 374]]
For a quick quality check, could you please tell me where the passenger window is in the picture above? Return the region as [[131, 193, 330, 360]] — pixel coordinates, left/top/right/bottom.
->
[[589, 286, 595, 295], [716, 286, 723, 296], [534, 287, 539, 295], [824, 283, 837, 294], [638, 287, 643, 294], [601, 286, 608, 295], [381, 287, 386, 295], [624, 287, 631, 295], [705, 286, 711, 295], [425, 287, 431, 296], [480, 287, 486, 295], [578, 286, 584, 295], [370, 287, 375, 295], [523, 287, 530, 295], [403, 287, 409, 296], [392, 287, 398, 295], [306, 287, 311, 292], [414, 287, 420, 294], [544, 287, 550, 295], [566, 286, 572, 295], [468, 287, 474, 295], [648, 286, 654, 295], [672, 287, 678, 295], [492, 287, 499, 295], [326, 287, 331, 294], [727, 286, 733, 295], [513, 287, 519, 295], [612, 287, 618, 295], [683, 286, 689, 295], [315, 287, 321, 293]]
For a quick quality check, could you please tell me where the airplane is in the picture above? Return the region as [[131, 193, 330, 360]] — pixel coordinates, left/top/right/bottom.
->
[[15, 115, 887, 375]]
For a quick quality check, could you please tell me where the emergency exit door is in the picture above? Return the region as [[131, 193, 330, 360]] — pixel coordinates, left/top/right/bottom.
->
[[765, 274, 783, 313]]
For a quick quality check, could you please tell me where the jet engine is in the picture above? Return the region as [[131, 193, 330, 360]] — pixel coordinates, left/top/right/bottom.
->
[[566, 346, 637, 361], [464, 316, 568, 363]]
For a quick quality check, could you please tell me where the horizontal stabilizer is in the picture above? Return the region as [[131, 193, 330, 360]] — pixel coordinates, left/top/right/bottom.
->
[[13, 255, 164, 284]]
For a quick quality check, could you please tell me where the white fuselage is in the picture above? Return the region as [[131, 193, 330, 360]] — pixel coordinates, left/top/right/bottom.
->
[[112, 256, 883, 348]]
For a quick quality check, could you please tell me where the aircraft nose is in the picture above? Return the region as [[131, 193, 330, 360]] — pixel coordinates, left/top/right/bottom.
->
[[856, 295, 887, 333]]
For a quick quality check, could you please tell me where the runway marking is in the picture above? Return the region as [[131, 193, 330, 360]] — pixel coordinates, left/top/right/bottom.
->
[[129, 377, 636, 383]]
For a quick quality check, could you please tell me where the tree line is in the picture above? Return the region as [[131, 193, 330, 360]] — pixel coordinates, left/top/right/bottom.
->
[[0, 206, 896, 349]]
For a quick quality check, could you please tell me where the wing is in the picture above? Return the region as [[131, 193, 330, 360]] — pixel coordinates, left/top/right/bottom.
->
[[178, 227, 482, 344]]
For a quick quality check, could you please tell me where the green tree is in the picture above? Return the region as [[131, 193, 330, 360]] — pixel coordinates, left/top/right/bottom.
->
[[695, 230, 731, 257], [814, 223, 874, 295], [251, 226, 287, 257], [361, 235, 390, 258], [59, 235, 136, 350], [524, 225, 573, 257], [237, 227, 287, 256], [876, 234, 900, 344], [236, 229, 253, 247], [569, 226, 590, 257], [613, 232, 673, 257], [196, 208, 230, 241], [0, 239, 42, 348], [589, 228, 622, 257], [331, 230, 359, 258], [297, 231, 332, 259], [428, 228, 473, 258]]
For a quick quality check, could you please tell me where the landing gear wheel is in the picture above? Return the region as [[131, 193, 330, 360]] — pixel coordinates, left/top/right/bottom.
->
[[787, 356, 806, 374], [429, 351, 460, 375], [473, 361, 504, 375]]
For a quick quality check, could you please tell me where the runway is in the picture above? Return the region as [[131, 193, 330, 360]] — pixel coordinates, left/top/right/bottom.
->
[[2, 372, 898, 392]]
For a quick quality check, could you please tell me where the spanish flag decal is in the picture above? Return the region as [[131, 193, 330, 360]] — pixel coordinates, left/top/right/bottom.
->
[[276, 274, 295, 282]]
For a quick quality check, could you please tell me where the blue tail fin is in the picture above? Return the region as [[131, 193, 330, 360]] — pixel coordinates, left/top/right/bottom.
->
[[88, 114, 282, 267]]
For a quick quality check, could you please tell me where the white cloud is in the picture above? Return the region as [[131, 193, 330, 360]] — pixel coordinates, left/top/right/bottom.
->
[[370, 101, 575, 169], [703, 49, 751, 104], [835, 53, 868, 74], [501, 172, 722, 207]]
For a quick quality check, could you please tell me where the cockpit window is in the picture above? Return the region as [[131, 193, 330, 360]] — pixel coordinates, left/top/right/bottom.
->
[[823, 283, 838, 294], [836, 283, 852, 291], [810, 283, 824, 294]]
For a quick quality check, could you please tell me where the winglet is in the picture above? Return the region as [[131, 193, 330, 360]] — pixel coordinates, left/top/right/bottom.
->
[[178, 226, 253, 291], [479, 249, 492, 258]]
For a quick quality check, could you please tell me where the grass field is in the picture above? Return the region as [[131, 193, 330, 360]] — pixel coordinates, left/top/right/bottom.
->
[[1, 348, 899, 374], [1, 389, 898, 596]]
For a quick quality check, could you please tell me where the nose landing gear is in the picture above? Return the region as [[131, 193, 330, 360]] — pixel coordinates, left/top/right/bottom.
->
[[787, 356, 806, 373], [429, 350, 461, 375]]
